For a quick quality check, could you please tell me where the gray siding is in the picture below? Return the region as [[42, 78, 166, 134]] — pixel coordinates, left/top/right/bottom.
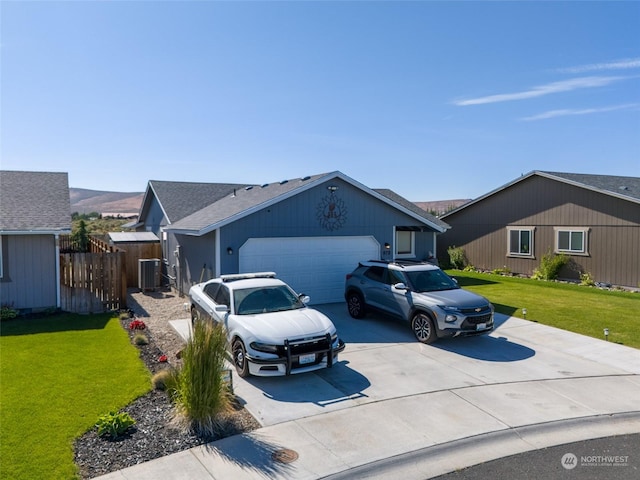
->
[[439, 175, 640, 287], [220, 178, 436, 273], [167, 178, 440, 291], [139, 197, 168, 237], [172, 231, 217, 295], [0, 235, 58, 311]]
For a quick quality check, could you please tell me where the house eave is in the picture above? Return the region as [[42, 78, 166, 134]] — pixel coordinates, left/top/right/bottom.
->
[[0, 229, 72, 235]]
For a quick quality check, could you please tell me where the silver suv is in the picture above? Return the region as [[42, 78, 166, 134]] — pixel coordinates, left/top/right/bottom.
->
[[344, 260, 494, 344]]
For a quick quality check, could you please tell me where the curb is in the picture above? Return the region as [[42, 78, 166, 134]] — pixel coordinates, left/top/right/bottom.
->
[[320, 411, 640, 480]]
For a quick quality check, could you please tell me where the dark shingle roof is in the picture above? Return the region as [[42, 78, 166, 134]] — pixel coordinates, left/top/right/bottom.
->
[[169, 174, 326, 232], [539, 171, 640, 202], [374, 189, 450, 230], [148, 180, 250, 223], [167, 172, 449, 234], [0, 170, 71, 232]]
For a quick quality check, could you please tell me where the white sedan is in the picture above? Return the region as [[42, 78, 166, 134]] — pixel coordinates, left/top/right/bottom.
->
[[188, 272, 345, 377]]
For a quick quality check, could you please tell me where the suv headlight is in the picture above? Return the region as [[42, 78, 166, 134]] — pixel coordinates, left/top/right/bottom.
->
[[250, 342, 279, 353], [439, 305, 459, 323]]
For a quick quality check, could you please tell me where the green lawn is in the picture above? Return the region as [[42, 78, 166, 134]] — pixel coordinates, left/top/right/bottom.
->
[[446, 270, 640, 349], [0, 314, 151, 480]]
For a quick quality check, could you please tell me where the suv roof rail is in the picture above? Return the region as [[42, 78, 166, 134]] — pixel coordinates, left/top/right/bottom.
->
[[358, 259, 434, 269], [221, 272, 276, 282]]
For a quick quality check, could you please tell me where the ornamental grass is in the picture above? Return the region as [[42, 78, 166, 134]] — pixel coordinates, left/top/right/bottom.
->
[[169, 320, 232, 436]]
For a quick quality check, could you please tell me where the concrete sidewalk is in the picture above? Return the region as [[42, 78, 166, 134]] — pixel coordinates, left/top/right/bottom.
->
[[96, 310, 640, 479]]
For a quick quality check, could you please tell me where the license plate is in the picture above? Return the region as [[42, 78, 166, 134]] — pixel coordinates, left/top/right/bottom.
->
[[476, 323, 487, 331], [299, 353, 315, 364]]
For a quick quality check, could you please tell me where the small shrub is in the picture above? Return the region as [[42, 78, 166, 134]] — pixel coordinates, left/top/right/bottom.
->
[[95, 411, 136, 439], [532, 250, 568, 281], [463, 265, 477, 272], [1, 305, 18, 320], [171, 320, 232, 436], [133, 332, 149, 345], [152, 368, 179, 391], [580, 272, 596, 286], [447, 246, 468, 270], [492, 266, 511, 276]]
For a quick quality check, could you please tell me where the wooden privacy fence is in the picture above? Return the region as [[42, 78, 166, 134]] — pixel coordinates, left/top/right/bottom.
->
[[60, 252, 127, 314]]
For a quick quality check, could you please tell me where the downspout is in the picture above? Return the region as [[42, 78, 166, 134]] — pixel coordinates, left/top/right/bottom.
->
[[215, 228, 221, 278], [432, 231, 437, 263], [55, 233, 61, 309]]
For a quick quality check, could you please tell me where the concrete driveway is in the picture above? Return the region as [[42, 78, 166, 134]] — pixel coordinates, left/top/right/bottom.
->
[[104, 303, 640, 480], [233, 303, 640, 428]]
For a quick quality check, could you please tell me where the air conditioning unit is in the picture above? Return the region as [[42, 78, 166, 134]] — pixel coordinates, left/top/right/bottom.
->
[[139, 259, 160, 291]]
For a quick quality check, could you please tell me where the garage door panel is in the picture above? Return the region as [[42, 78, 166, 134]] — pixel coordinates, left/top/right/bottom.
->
[[240, 236, 379, 304]]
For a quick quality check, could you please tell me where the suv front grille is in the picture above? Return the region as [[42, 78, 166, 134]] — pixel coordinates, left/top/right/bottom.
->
[[460, 306, 492, 315], [289, 336, 332, 355], [461, 313, 493, 330]]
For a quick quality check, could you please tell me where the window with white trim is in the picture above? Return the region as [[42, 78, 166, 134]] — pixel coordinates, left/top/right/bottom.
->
[[395, 230, 415, 257], [507, 227, 534, 257], [555, 227, 588, 255]]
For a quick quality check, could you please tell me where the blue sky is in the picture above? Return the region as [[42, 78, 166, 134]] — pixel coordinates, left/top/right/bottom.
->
[[2, 1, 639, 201]]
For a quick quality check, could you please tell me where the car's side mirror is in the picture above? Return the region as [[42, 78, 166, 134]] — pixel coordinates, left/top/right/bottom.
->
[[299, 294, 311, 304], [214, 304, 229, 313], [393, 283, 408, 291]]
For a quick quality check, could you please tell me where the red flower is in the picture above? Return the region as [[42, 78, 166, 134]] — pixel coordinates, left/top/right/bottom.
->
[[129, 319, 146, 330], [158, 355, 168, 363]]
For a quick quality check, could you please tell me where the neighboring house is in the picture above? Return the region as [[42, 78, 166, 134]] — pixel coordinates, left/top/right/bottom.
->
[[438, 171, 640, 288], [136, 171, 449, 303], [0, 171, 72, 313]]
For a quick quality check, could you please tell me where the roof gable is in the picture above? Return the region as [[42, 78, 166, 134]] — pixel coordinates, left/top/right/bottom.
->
[[442, 170, 640, 218], [167, 171, 449, 235], [0, 170, 71, 232]]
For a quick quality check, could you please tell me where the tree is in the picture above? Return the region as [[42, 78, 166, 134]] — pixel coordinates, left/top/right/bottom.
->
[[72, 220, 90, 252]]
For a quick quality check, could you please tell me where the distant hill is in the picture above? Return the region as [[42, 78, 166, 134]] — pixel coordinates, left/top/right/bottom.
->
[[70, 188, 143, 215], [414, 199, 471, 216]]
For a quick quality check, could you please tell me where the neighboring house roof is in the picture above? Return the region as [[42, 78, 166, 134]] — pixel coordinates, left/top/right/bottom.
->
[[0, 170, 71, 233], [166, 171, 449, 235], [108, 232, 159, 243], [442, 170, 640, 218], [140, 180, 250, 224], [539, 171, 640, 202], [374, 189, 450, 230]]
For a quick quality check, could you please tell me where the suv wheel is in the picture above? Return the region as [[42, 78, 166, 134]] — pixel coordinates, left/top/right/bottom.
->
[[346, 291, 366, 319], [411, 312, 437, 344]]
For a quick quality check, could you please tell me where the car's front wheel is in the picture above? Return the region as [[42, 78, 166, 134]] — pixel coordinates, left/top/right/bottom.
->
[[347, 291, 366, 319], [232, 339, 250, 378], [190, 306, 202, 338], [411, 312, 437, 344]]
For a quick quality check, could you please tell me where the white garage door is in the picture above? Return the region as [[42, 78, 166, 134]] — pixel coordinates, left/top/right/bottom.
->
[[239, 236, 380, 304]]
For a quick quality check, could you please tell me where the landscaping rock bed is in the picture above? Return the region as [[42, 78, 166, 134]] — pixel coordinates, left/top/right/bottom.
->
[[73, 288, 260, 479]]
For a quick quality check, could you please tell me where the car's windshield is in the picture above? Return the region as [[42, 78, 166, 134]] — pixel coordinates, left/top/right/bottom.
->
[[404, 269, 459, 292], [233, 286, 305, 315]]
